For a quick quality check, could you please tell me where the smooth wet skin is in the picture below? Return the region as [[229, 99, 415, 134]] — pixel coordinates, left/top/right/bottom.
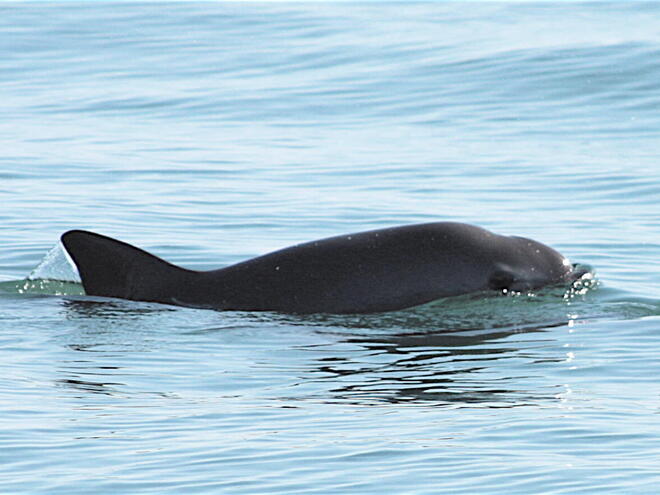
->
[[61, 222, 576, 314]]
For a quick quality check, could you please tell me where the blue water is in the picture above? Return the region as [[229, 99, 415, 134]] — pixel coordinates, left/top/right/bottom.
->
[[2, 2, 660, 493]]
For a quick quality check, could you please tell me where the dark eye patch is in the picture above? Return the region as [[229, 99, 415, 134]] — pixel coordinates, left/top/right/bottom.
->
[[488, 269, 516, 291]]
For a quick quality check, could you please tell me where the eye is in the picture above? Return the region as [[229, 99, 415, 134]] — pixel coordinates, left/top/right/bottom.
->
[[488, 270, 515, 291]]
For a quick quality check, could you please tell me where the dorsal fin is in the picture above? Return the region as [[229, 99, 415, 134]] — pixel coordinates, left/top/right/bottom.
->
[[61, 230, 190, 303]]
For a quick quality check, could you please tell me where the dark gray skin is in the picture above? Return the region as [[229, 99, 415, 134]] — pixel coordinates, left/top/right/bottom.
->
[[61, 222, 578, 314]]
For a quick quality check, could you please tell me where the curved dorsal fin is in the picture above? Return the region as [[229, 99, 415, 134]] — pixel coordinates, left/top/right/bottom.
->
[[61, 230, 189, 303]]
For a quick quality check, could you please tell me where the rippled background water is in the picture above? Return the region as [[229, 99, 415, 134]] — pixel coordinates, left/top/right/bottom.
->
[[2, 2, 660, 493]]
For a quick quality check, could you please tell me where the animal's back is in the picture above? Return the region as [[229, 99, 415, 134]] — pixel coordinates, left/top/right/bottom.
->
[[204, 223, 498, 313]]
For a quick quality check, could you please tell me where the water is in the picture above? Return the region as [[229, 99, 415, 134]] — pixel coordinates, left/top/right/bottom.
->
[[2, 2, 660, 493]]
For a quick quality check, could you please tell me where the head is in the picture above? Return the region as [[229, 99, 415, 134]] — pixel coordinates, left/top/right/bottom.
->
[[487, 235, 575, 292]]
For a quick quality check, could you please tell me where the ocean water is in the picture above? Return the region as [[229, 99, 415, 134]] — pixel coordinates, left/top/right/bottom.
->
[[1, 2, 660, 493]]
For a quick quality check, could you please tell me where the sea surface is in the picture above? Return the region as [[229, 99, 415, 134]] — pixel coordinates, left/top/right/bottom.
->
[[2, 2, 660, 493]]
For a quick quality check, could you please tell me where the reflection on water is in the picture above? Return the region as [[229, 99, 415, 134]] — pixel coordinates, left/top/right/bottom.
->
[[55, 377, 123, 396], [42, 269, 659, 411], [50, 283, 599, 409], [61, 298, 176, 319], [53, 300, 177, 399], [299, 320, 569, 407]]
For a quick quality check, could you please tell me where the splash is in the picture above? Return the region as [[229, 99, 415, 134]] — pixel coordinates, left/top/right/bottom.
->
[[28, 242, 81, 283], [11, 278, 85, 296], [0, 242, 85, 296], [563, 265, 598, 300]]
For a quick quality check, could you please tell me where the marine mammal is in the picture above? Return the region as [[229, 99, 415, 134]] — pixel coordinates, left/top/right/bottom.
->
[[61, 222, 579, 314]]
